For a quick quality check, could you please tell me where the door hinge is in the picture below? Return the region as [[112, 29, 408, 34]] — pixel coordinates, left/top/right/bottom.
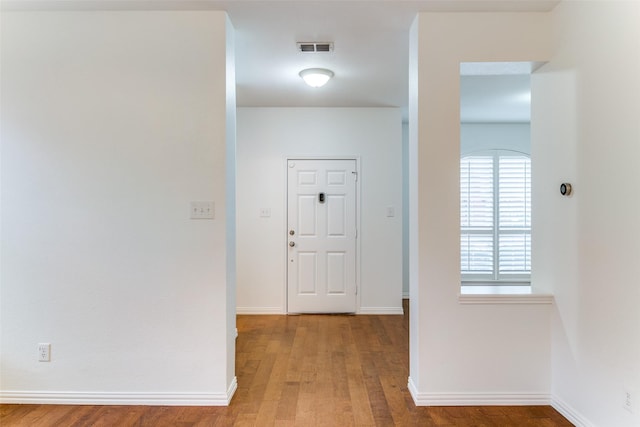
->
[[352, 171, 358, 181]]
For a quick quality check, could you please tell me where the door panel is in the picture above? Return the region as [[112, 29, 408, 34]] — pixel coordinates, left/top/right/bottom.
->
[[327, 195, 346, 236], [326, 252, 347, 294], [298, 196, 317, 236], [287, 159, 357, 313], [327, 170, 346, 185], [297, 252, 317, 294]]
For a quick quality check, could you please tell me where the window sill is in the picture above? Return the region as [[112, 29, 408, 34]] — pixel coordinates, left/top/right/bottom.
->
[[459, 285, 554, 305]]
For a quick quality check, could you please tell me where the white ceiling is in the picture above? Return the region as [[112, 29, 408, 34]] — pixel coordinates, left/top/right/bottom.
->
[[4, 0, 559, 122]]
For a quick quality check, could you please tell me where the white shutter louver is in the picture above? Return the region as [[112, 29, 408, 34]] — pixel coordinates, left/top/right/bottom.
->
[[498, 157, 531, 230], [499, 234, 531, 274], [461, 234, 493, 274]]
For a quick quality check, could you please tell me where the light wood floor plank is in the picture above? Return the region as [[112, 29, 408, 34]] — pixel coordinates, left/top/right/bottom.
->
[[1, 301, 573, 426]]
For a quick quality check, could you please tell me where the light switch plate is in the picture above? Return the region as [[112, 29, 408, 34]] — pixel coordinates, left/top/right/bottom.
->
[[190, 201, 215, 219], [259, 208, 271, 218]]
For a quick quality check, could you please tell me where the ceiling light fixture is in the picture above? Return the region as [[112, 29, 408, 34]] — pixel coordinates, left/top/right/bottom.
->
[[299, 68, 334, 88]]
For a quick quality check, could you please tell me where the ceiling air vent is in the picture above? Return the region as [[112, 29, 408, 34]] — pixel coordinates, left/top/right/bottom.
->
[[297, 42, 334, 53]]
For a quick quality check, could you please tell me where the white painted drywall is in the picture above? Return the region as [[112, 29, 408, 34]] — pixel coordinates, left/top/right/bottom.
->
[[409, 12, 553, 403], [1, 11, 236, 404], [461, 123, 530, 156], [224, 15, 238, 394], [534, 2, 640, 425], [402, 122, 410, 298], [236, 107, 403, 314], [408, 19, 421, 387]]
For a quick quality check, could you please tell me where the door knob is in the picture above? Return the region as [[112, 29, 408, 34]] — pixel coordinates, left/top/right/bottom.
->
[[289, 230, 295, 235], [289, 241, 296, 247]]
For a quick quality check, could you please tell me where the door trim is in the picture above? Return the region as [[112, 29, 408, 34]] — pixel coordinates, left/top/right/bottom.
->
[[284, 156, 361, 314]]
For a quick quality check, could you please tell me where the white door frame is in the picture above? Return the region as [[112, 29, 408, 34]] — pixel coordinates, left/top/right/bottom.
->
[[283, 156, 361, 314]]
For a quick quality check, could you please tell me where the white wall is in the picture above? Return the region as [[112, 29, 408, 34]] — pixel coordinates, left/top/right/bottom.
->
[[402, 122, 410, 298], [224, 14, 238, 394], [409, 12, 553, 405], [1, 11, 236, 405], [236, 107, 403, 314], [534, 2, 640, 426], [461, 123, 530, 156]]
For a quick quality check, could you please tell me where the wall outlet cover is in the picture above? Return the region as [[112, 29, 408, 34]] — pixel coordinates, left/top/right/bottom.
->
[[38, 343, 51, 362], [190, 201, 215, 219]]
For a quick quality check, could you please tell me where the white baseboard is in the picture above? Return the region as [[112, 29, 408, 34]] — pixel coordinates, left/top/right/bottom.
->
[[358, 306, 404, 315], [408, 376, 420, 404], [407, 377, 550, 406], [1, 379, 238, 406], [238, 306, 405, 315], [551, 395, 595, 427], [236, 307, 283, 315], [226, 376, 238, 404]]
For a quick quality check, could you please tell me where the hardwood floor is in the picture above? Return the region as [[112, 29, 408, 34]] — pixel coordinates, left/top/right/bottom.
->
[[2, 302, 573, 426]]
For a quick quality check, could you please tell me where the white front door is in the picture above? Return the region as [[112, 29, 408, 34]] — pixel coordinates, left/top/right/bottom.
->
[[287, 159, 357, 313]]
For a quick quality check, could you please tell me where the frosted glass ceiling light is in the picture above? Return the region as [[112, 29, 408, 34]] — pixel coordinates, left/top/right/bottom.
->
[[299, 68, 334, 88]]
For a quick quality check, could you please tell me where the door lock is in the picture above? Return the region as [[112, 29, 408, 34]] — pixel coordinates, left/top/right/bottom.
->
[[289, 230, 295, 235], [289, 241, 296, 247]]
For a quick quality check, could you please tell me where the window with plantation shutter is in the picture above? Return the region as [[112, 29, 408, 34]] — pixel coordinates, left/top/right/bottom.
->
[[461, 151, 531, 282]]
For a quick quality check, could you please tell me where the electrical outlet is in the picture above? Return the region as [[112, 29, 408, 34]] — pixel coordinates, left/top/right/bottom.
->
[[623, 390, 634, 413], [190, 201, 215, 219], [38, 343, 51, 362]]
